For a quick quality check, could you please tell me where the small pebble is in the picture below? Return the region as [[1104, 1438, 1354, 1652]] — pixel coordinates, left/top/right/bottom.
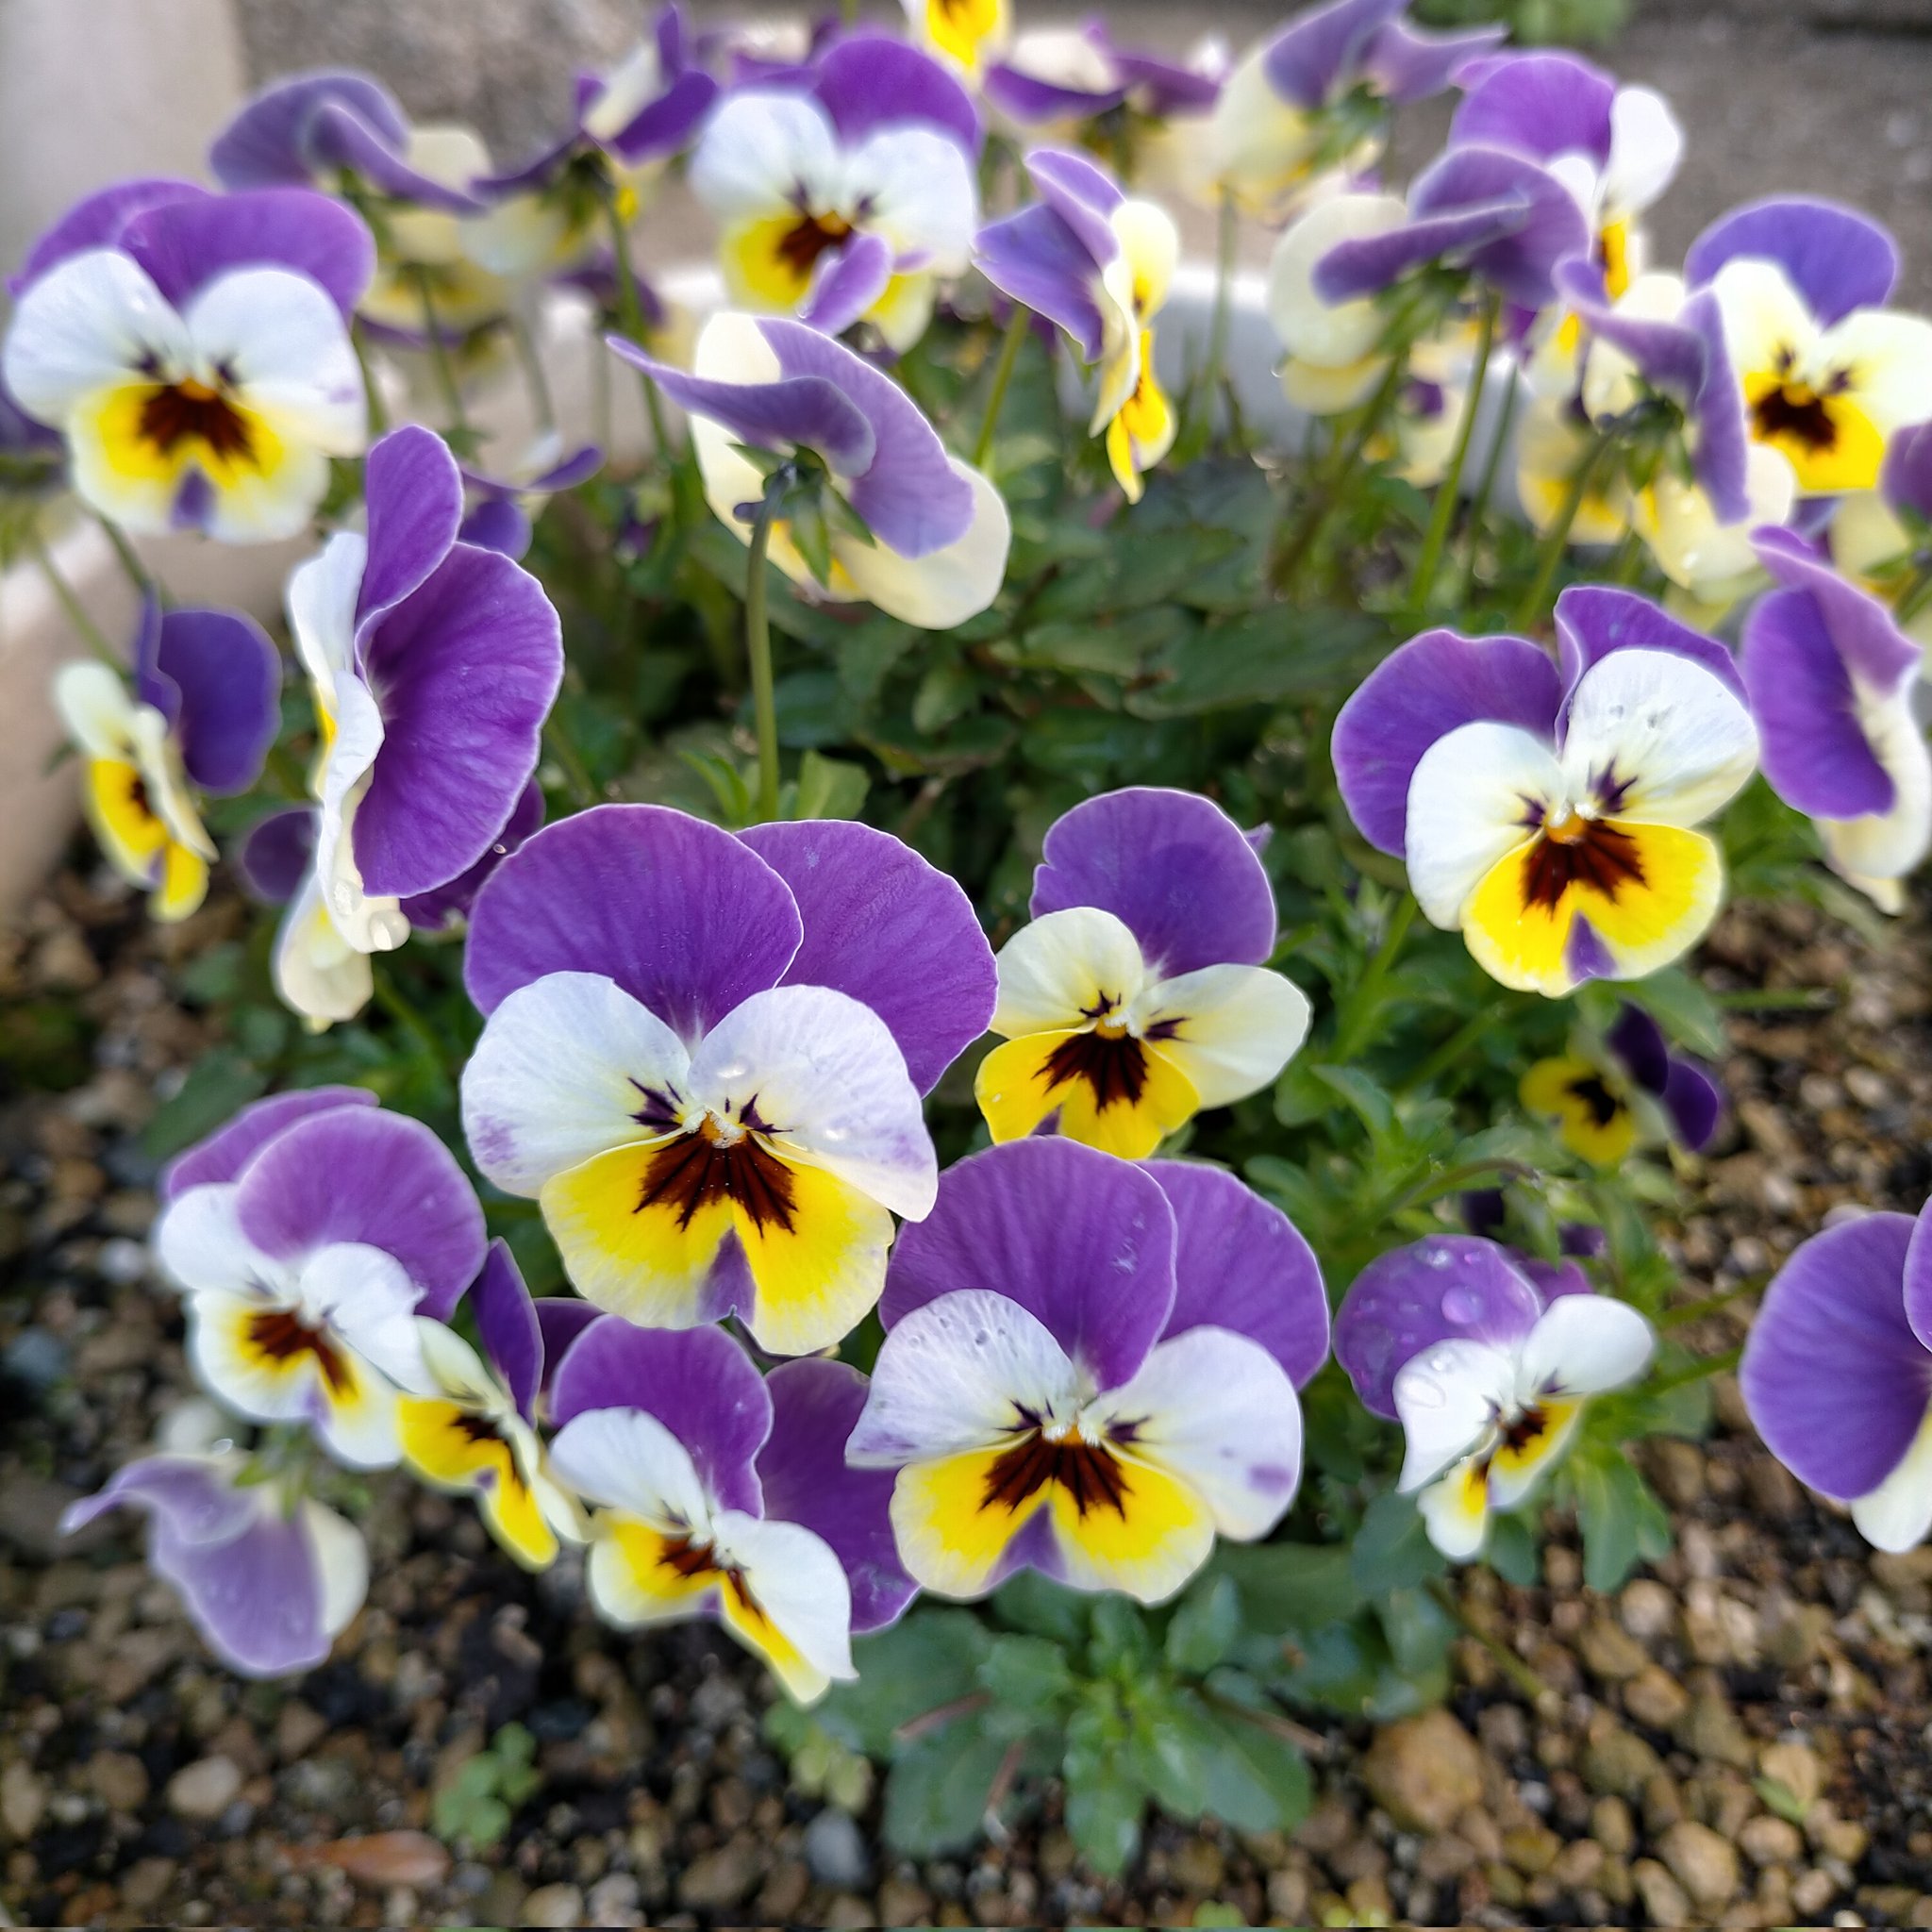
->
[[165, 1756, 242, 1821]]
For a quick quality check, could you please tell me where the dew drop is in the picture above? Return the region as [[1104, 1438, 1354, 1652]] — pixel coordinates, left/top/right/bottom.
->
[[1406, 1378, 1446, 1408], [1441, 1287, 1481, 1323]]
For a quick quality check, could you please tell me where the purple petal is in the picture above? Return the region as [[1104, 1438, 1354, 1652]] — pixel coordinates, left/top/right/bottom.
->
[[236, 808, 316, 906], [1757, 526, 1922, 694], [1024, 147, 1122, 264], [160, 1086, 375, 1200], [1520, 1257, 1593, 1301], [1332, 628, 1562, 856], [467, 1239, 542, 1420], [597, 70, 720, 166], [1882, 422, 1932, 525], [813, 33, 981, 155], [1107, 39, 1221, 115], [401, 778, 543, 932], [234, 1106, 486, 1319], [1687, 196, 1898, 326], [1560, 1223, 1607, 1259], [1742, 1213, 1931, 1499], [1363, 19, 1505, 104], [533, 1298, 604, 1409], [1661, 1057, 1724, 1153], [1554, 586, 1746, 719], [1261, 0, 1407, 110], [760, 320, 974, 558], [984, 61, 1124, 125], [1905, 1205, 1932, 1356], [609, 338, 878, 475], [1556, 258, 1704, 398], [458, 497, 533, 558], [1333, 1235, 1543, 1420], [758, 1358, 916, 1634], [354, 544, 563, 900], [548, 1317, 771, 1517], [473, 131, 580, 200], [974, 205, 1108, 363], [880, 1139, 1176, 1392], [1681, 288, 1750, 524], [151, 608, 281, 795], [358, 426, 465, 631], [1448, 49, 1614, 166], [464, 804, 804, 1038], [1565, 915, 1617, 987], [800, 232, 895, 337], [1144, 1161, 1327, 1386], [1031, 787, 1278, 975], [10, 179, 204, 294], [740, 820, 996, 1094], [1606, 1003, 1671, 1096], [122, 187, 375, 320], [210, 73, 407, 186]]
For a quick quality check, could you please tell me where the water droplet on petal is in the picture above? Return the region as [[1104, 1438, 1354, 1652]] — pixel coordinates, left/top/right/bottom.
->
[[1441, 1287, 1481, 1323]]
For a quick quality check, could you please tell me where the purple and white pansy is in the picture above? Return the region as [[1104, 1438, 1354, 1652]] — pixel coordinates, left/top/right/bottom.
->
[[459, 804, 994, 1357], [848, 1140, 1322, 1604], [689, 33, 979, 350], [1335, 1235, 1655, 1558], [980, 24, 1223, 144], [154, 1089, 486, 1469], [1333, 588, 1760, 996], [976, 787, 1310, 1158], [1831, 420, 1932, 654], [2, 180, 371, 541], [614, 311, 1009, 627], [1741, 527, 1932, 911], [1742, 1203, 1932, 1555]]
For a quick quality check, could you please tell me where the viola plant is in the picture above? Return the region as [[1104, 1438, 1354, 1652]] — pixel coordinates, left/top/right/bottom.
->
[[18, 0, 1932, 1886]]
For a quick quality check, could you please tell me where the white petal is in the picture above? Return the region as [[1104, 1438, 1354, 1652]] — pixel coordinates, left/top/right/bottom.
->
[[991, 905, 1150, 1037], [1516, 1294, 1656, 1402], [1089, 1326, 1302, 1539], [1711, 258, 1819, 385], [689, 984, 937, 1221], [1603, 86, 1683, 221], [713, 1508, 858, 1697], [125, 705, 215, 859], [184, 267, 365, 457], [1560, 646, 1758, 829], [53, 663, 140, 761], [1417, 1460, 1491, 1561], [288, 532, 366, 695], [1136, 963, 1310, 1108], [417, 1318, 501, 1407], [463, 191, 576, 278], [154, 1183, 281, 1298], [1850, 1405, 1932, 1553], [1392, 1338, 1516, 1492], [313, 671, 408, 954], [1638, 444, 1795, 599], [186, 1288, 321, 1424], [848, 126, 977, 271], [274, 871, 375, 1031], [1405, 721, 1561, 927], [549, 1405, 713, 1530], [1821, 688, 1932, 884], [1265, 193, 1407, 370], [298, 1241, 431, 1392], [836, 458, 1010, 629], [846, 1287, 1081, 1465], [1832, 488, 1915, 583], [2, 249, 190, 420], [462, 972, 692, 1196], [583, 41, 669, 143], [1108, 197, 1180, 318], [689, 92, 844, 221], [1281, 352, 1388, 415], [303, 1497, 372, 1638], [1821, 308, 1932, 436]]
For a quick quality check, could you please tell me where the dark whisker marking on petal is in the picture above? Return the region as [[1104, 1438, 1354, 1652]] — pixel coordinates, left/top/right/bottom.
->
[[1521, 816, 1645, 912], [139, 380, 255, 465], [246, 1308, 354, 1397], [1753, 382, 1839, 454], [628, 1079, 683, 1131], [1041, 1027, 1150, 1113], [635, 1124, 799, 1234], [1563, 1072, 1624, 1128], [981, 1431, 1131, 1519]]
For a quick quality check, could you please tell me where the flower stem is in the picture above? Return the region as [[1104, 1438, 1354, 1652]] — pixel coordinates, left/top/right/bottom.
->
[[744, 481, 786, 824], [1399, 996, 1514, 1093], [510, 308, 557, 436], [974, 306, 1030, 472], [1511, 432, 1612, 629], [1189, 188, 1239, 452], [1407, 292, 1498, 618], [1427, 1581, 1554, 1705], [412, 268, 470, 433], [352, 322, 391, 435], [1644, 1342, 1742, 1393], [1331, 891, 1418, 1061], [1459, 364, 1520, 600], [1375, 1156, 1536, 1224], [1271, 349, 1408, 592], [30, 532, 120, 666], [96, 516, 155, 601], [542, 711, 597, 807], [1659, 1274, 1768, 1329], [602, 184, 674, 460]]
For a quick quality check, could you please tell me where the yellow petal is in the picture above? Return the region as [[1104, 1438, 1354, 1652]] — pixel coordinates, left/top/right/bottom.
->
[[974, 1029, 1199, 1159]]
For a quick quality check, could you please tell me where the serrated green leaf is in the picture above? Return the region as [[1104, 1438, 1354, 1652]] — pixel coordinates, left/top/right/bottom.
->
[[1350, 1490, 1448, 1595], [1571, 1447, 1672, 1592], [142, 1050, 272, 1161], [991, 1571, 1091, 1645], [882, 1721, 1013, 1857], [1210, 1541, 1363, 1637], [815, 1607, 993, 1758], [792, 747, 869, 821], [978, 1633, 1075, 1707], [1165, 1574, 1242, 1675]]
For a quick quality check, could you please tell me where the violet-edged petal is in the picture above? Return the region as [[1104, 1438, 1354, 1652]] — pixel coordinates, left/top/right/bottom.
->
[[121, 187, 376, 321], [1557, 258, 1703, 395], [160, 1085, 375, 1199], [350, 544, 562, 901], [758, 1358, 916, 1634], [1554, 585, 1746, 712], [1661, 1057, 1724, 1153], [401, 778, 543, 933], [10, 179, 204, 293], [232, 1105, 486, 1320], [1516, 1293, 1655, 1399], [1332, 628, 1563, 857], [1107, 37, 1223, 115], [470, 1238, 542, 1422], [533, 1298, 604, 1407], [547, 1316, 771, 1517], [1024, 146, 1124, 264], [358, 425, 466, 630], [1882, 421, 1932, 524], [1742, 1212, 1931, 1500], [458, 498, 532, 558], [1756, 526, 1921, 695], [1686, 196, 1898, 326], [1260, 0, 1407, 110], [464, 804, 804, 1036], [237, 808, 316, 906], [880, 1137, 1176, 1392], [983, 59, 1124, 125], [136, 607, 282, 795], [1448, 49, 1615, 166], [740, 819, 996, 1094], [1363, 18, 1505, 104], [598, 69, 721, 166], [1334, 1234, 1544, 1420], [799, 232, 896, 337], [1030, 787, 1277, 976], [1144, 1160, 1328, 1387], [814, 33, 982, 155], [974, 203, 1109, 362]]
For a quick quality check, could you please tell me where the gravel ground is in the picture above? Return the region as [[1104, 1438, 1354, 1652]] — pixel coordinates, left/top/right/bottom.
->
[[5, 859, 1932, 1927]]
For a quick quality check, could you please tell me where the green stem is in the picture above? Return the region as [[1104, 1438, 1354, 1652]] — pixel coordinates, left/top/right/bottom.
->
[[1895, 559, 1932, 626], [1644, 1343, 1742, 1394], [1407, 292, 1497, 618], [1399, 997, 1514, 1093], [509, 308, 557, 436], [1458, 366, 1520, 601], [745, 481, 785, 824], [1376, 1156, 1536, 1224], [974, 306, 1029, 471], [353, 321, 391, 435], [96, 516, 154, 601], [1199, 1688, 1328, 1759], [30, 532, 121, 665], [602, 184, 674, 460], [371, 960, 455, 1081], [412, 268, 469, 433], [1511, 432, 1612, 629], [1331, 893, 1418, 1061], [1272, 349, 1408, 591], [1191, 189, 1239, 450], [543, 714, 597, 808], [1427, 1580, 1553, 1704], [1659, 1274, 1768, 1330], [264, 741, 308, 802]]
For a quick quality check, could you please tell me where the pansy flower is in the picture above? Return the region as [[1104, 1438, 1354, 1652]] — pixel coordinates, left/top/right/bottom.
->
[[1741, 527, 1931, 912], [1831, 421, 1932, 654], [397, 1242, 583, 1570], [1333, 588, 1759, 996], [63, 1451, 367, 1679], [614, 312, 1009, 628], [281, 424, 561, 1020], [689, 36, 978, 351], [981, 25, 1223, 148], [1202, 0, 1502, 221], [460, 805, 995, 1356], [1335, 1234, 1655, 1558], [976, 788, 1310, 1159], [55, 600, 279, 923], [1521, 1002, 1724, 1166], [458, 441, 604, 559], [1742, 1204, 1932, 1554], [1689, 197, 1932, 497], [902, 0, 1009, 81], [155, 1090, 487, 1468], [2, 180, 371, 541], [547, 1319, 911, 1701], [848, 1141, 1323, 1604], [975, 149, 1179, 502]]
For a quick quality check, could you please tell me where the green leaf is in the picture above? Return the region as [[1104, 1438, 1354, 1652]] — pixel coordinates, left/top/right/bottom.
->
[[1165, 1574, 1241, 1675], [1626, 966, 1728, 1058], [1376, 1587, 1456, 1678], [911, 658, 977, 735], [1571, 1447, 1672, 1592], [791, 747, 870, 821], [1485, 1511, 1541, 1587], [991, 1571, 1091, 1645], [882, 1720, 1013, 1857], [816, 1607, 992, 1758], [1311, 1064, 1397, 1145], [142, 1050, 272, 1162], [1087, 1596, 1154, 1670], [1063, 1708, 1146, 1877], [1187, 1690, 1313, 1835], [978, 1633, 1075, 1708], [1209, 1537, 1366, 1639], [1350, 1491, 1448, 1596]]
